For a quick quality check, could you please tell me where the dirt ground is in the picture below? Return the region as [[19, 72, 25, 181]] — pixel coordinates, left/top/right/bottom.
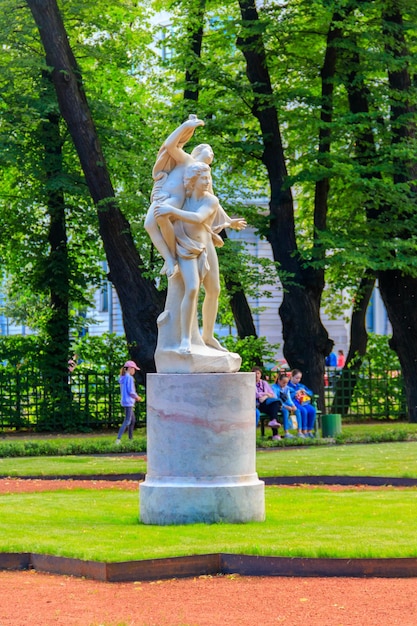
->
[[2, 479, 417, 626]]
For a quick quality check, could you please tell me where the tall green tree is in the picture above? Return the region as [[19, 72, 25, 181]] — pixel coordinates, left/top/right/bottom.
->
[[234, 0, 342, 400], [0, 2, 100, 348], [156, 0, 417, 418], [377, 1, 417, 421], [24, 0, 164, 373]]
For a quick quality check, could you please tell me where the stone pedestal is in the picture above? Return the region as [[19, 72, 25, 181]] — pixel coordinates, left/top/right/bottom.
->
[[140, 372, 265, 525]]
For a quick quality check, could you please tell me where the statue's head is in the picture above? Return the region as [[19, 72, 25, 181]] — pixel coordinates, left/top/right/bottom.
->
[[191, 143, 214, 165], [184, 162, 211, 195]]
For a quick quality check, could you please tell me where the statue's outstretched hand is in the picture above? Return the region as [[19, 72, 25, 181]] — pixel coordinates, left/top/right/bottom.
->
[[230, 218, 247, 231]]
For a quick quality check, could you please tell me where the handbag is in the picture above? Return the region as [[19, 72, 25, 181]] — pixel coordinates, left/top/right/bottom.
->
[[295, 389, 311, 404], [289, 414, 298, 429]]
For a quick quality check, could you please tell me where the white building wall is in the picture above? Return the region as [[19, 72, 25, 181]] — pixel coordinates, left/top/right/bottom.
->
[[85, 280, 124, 336]]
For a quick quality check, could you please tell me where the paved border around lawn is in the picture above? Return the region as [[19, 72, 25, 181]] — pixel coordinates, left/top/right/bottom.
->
[[2, 552, 417, 582]]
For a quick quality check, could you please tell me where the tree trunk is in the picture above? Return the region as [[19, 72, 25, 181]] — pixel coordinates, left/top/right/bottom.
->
[[377, 4, 417, 422], [378, 271, 417, 422], [35, 71, 75, 429], [341, 9, 417, 422], [219, 231, 257, 338], [26, 0, 163, 373], [183, 0, 205, 105], [279, 286, 331, 399], [39, 71, 70, 380], [333, 32, 383, 415], [237, 1, 340, 402], [180, 0, 257, 339]]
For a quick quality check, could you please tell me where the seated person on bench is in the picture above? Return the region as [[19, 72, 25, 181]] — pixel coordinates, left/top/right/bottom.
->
[[288, 368, 317, 438], [252, 366, 282, 440], [271, 373, 301, 439]]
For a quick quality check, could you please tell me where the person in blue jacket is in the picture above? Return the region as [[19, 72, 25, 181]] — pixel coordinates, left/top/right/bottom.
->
[[271, 373, 301, 439], [325, 351, 337, 366], [287, 369, 317, 438]]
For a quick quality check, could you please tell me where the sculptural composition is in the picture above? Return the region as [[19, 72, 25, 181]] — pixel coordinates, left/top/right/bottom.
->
[[146, 116, 246, 373], [140, 119, 266, 524]]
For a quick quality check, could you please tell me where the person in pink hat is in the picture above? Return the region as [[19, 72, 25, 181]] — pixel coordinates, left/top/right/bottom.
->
[[116, 360, 143, 445]]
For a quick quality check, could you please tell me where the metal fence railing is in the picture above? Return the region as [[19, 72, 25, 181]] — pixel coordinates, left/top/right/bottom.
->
[[323, 365, 407, 420], [0, 369, 146, 432], [0, 365, 408, 431]]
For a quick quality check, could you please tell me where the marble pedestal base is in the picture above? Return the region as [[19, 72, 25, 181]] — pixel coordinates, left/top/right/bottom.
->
[[140, 373, 265, 525]]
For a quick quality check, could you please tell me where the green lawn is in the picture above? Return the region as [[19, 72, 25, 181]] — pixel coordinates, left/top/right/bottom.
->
[[1, 434, 417, 562], [1, 441, 416, 479], [257, 441, 417, 477], [1, 486, 416, 561], [0, 454, 147, 477]]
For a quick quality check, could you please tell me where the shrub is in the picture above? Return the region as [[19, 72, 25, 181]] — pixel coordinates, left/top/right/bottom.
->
[[219, 335, 280, 371]]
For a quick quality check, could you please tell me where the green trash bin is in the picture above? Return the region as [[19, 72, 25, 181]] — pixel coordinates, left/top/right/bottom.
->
[[321, 414, 342, 438]]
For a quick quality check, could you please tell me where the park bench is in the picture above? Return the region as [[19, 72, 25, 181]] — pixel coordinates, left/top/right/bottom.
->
[[258, 409, 283, 437], [258, 395, 322, 437]]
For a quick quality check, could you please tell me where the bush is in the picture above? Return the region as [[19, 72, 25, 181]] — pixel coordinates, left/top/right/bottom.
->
[[219, 335, 280, 371], [349, 334, 406, 420], [72, 333, 131, 374], [0, 434, 147, 457]]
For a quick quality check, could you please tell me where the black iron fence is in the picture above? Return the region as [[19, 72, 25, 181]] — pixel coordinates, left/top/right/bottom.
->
[[0, 364, 408, 431], [323, 365, 407, 420], [0, 368, 145, 432]]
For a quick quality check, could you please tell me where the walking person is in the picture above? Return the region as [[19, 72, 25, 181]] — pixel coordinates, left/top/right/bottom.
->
[[116, 360, 143, 445]]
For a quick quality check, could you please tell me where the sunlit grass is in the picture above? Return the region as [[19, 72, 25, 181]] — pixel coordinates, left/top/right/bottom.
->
[[256, 441, 417, 478], [0, 486, 416, 561], [1, 441, 417, 479], [0, 454, 147, 477]]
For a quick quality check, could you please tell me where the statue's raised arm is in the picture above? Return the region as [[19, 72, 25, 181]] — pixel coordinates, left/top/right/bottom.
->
[[145, 115, 205, 278], [152, 115, 204, 181]]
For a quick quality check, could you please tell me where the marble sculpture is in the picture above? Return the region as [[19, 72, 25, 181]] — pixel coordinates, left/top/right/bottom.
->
[[145, 116, 246, 373]]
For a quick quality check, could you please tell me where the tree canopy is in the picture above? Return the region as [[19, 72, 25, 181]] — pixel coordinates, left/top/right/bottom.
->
[[2, 0, 417, 419]]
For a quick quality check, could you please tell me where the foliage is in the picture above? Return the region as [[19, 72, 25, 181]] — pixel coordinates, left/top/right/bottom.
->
[[0, 333, 131, 372], [335, 428, 410, 445], [361, 333, 401, 372], [0, 335, 44, 368], [72, 333, 131, 374], [344, 334, 406, 421], [220, 335, 280, 371]]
